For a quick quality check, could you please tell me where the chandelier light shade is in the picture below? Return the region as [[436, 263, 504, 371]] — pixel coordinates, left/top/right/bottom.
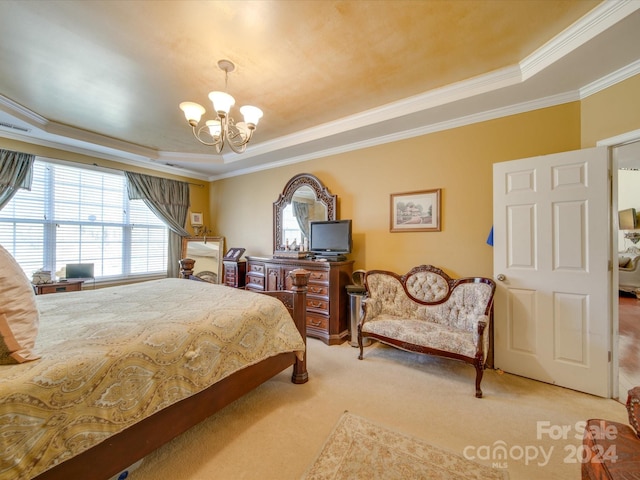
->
[[179, 60, 263, 154]]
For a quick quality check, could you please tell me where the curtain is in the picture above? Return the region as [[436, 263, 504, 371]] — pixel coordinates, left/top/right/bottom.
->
[[124, 172, 190, 278], [293, 201, 310, 243], [0, 150, 35, 210]]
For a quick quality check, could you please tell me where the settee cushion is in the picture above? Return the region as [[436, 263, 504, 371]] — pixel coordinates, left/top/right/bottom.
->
[[361, 317, 478, 358], [619, 256, 631, 268]]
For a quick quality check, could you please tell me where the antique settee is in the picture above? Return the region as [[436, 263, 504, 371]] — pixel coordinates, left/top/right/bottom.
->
[[357, 265, 495, 397], [582, 387, 640, 479], [619, 247, 640, 294]]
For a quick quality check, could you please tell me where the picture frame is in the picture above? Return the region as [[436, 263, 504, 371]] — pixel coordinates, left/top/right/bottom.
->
[[390, 189, 441, 232], [190, 212, 203, 226], [223, 247, 246, 261]]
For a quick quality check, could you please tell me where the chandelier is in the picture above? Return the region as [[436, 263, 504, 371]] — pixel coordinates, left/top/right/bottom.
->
[[179, 60, 263, 154]]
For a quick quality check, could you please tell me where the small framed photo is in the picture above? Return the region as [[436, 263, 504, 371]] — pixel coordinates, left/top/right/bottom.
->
[[190, 212, 203, 226], [390, 189, 441, 232], [223, 247, 246, 261]]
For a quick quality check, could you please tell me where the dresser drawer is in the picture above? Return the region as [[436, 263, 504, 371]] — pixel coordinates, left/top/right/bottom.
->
[[307, 297, 329, 313], [308, 270, 329, 283], [248, 263, 265, 274], [246, 274, 265, 290], [307, 284, 329, 297], [306, 313, 329, 330]]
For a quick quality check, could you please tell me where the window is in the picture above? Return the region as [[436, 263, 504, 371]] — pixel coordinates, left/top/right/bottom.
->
[[282, 203, 303, 247], [0, 158, 168, 280]]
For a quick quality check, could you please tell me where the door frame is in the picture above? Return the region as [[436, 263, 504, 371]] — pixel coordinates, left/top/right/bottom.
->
[[598, 128, 640, 400]]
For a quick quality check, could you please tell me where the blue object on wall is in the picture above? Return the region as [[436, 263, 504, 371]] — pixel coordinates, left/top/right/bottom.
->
[[486, 226, 494, 247]]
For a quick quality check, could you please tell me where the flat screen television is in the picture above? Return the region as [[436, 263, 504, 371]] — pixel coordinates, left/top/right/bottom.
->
[[309, 220, 352, 259]]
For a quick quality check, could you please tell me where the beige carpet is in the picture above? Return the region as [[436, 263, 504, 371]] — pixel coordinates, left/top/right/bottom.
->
[[130, 339, 629, 480], [301, 411, 508, 479]]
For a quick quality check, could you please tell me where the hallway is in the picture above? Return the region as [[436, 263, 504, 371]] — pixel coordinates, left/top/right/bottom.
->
[[619, 293, 640, 400]]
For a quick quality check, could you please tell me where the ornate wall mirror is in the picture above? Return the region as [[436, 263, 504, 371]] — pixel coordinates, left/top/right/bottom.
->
[[273, 173, 336, 252], [181, 236, 225, 283]]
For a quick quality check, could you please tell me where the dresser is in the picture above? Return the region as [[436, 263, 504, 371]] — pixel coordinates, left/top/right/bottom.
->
[[223, 260, 246, 288], [245, 256, 353, 345]]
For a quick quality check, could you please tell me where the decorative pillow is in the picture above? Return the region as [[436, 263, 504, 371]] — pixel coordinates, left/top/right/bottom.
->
[[0, 245, 41, 363], [619, 256, 631, 268]]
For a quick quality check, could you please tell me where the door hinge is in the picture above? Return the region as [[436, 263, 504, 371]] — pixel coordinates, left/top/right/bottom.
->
[[608, 351, 612, 362]]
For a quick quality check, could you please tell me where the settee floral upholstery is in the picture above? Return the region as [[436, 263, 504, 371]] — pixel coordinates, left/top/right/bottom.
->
[[619, 246, 640, 295], [358, 265, 495, 397]]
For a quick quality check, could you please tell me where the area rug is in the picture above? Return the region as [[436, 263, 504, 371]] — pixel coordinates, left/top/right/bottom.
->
[[301, 412, 508, 480]]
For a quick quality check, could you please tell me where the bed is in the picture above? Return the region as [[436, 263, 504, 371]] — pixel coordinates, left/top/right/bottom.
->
[[0, 247, 309, 480]]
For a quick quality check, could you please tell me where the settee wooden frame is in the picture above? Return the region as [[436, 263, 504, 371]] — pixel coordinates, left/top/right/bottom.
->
[[358, 265, 495, 398], [33, 266, 309, 480]]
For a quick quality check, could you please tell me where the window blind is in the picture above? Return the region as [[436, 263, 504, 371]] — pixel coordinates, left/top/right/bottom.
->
[[0, 159, 168, 279]]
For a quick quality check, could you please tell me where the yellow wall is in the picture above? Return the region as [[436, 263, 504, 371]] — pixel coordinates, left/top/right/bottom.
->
[[0, 137, 210, 236], [214, 102, 582, 278], [581, 74, 640, 148]]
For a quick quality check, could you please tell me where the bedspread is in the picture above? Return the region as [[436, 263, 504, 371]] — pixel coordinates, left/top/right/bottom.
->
[[0, 278, 305, 479]]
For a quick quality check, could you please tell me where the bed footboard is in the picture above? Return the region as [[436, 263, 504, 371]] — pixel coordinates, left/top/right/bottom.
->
[[261, 268, 309, 384]]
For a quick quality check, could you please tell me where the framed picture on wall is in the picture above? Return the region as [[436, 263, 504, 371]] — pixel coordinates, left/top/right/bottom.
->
[[190, 212, 203, 226], [390, 189, 441, 232]]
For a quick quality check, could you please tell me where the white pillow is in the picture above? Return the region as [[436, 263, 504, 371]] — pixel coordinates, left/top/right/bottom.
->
[[0, 245, 41, 363]]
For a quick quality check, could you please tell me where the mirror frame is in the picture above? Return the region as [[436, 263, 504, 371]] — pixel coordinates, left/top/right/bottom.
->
[[181, 236, 225, 284], [273, 173, 336, 252]]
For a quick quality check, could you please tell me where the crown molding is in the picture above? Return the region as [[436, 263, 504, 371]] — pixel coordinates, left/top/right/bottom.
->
[[0, 95, 48, 126], [211, 90, 581, 181], [597, 128, 640, 147], [580, 58, 640, 98], [520, 0, 640, 81]]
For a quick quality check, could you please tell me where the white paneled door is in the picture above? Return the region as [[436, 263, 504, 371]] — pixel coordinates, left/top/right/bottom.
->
[[493, 147, 611, 397]]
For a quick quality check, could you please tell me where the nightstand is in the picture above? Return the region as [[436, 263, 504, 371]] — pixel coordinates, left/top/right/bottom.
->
[[223, 260, 246, 288], [33, 279, 84, 295]]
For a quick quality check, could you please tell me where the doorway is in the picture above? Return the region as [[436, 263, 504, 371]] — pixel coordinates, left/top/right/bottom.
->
[[614, 139, 640, 401]]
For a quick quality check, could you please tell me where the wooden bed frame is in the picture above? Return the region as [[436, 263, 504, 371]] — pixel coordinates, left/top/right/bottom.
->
[[33, 266, 309, 480]]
